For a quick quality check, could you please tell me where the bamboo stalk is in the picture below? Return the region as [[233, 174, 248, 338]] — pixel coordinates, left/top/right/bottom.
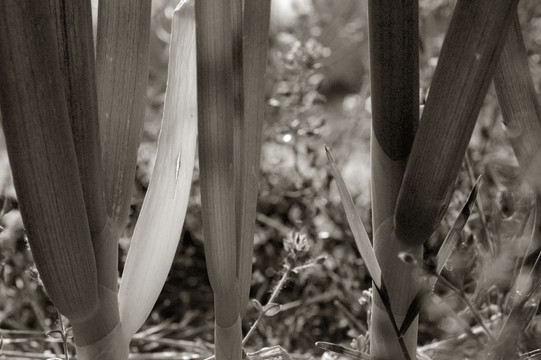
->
[[232, 0, 244, 274], [49, 0, 107, 239], [48, 1, 122, 350], [195, 1, 241, 359], [0, 0, 99, 332], [493, 13, 541, 194], [238, 0, 272, 318], [367, 0, 419, 358], [76, 322, 128, 360], [95, 0, 151, 237], [119, 0, 198, 341], [85, 2, 151, 354], [395, 0, 519, 247]]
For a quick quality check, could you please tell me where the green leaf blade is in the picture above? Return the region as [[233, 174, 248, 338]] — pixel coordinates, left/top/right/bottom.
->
[[326, 146, 382, 289]]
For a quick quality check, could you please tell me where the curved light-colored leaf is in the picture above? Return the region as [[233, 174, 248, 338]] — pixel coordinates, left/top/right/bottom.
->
[[118, 0, 197, 339]]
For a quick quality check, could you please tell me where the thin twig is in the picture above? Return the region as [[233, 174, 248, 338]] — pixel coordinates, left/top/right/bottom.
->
[[243, 263, 292, 347]]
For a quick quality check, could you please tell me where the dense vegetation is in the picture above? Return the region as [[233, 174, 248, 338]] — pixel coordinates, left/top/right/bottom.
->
[[1, 1, 541, 359]]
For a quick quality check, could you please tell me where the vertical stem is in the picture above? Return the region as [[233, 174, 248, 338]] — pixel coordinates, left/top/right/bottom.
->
[[96, 0, 151, 238], [49, 0, 121, 349], [50, 0, 107, 238], [395, 0, 519, 246], [92, 1, 151, 354], [232, 0, 244, 266], [238, 0, 272, 317], [196, 1, 241, 359], [367, 1, 419, 358], [0, 0, 99, 338]]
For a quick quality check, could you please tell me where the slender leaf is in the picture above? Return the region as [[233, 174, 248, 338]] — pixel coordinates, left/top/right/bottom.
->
[[118, 0, 197, 340], [367, 1, 419, 358], [435, 177, 479, 275], [237, 0, 272, 318], [196, 0, 242, 358], [50, 0, 107, 239], [232, 0, 243, 277], [326, 146, 382, 289], [49, 0, 121, 348], [0, 0, 98, 322], [400, 179, 480, 335], [398, 290, 428, 338], [522, 207, 539, 279], [196, 0, 239, 321], [96, 0, 151, 236], [395, 0, 519, 246], [494, 13, 541, 193]]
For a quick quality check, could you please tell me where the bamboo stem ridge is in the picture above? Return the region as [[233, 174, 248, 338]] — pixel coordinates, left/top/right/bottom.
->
[[196, 1, 270, 358], [0, 0, 98, 322], [50, 0, 107, 240], [238, 0, 272, 318], [48, 0, 122, 349], [0, 0, 100, 340], [395, 0, 519, 247], [493, 13, 541, 193], [96, 0, 151, 238], [367, 1, 420, 358], [195, 0, 239, 323], [196, 1, 241, 359]]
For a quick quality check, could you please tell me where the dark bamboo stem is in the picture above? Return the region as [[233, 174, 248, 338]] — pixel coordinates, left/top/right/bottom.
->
[[238, 0, 272, 318], [368, 1, 419, 358], [0, 0, 99, 329], [395, 0, 519, 246], [96, 0, 151, 237]]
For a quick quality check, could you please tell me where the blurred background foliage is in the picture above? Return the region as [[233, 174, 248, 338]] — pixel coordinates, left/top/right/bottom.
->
[[2, 0, 541, 358]]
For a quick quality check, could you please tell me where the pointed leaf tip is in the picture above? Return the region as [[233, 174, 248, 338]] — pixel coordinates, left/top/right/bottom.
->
[[326, 146, 382, 289], [463, 175, 481, 218]]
